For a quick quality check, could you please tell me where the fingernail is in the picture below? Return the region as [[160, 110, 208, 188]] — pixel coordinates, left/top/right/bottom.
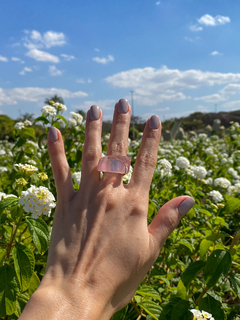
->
[[178, 197, 195, 217], [49, 127, 58, 142], [90, 105, 100, 120], [118, 99, 129, 114], [149, 115, 160, 129]]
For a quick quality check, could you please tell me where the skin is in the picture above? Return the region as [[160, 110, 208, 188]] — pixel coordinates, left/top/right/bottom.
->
[[19, 101, 193, 320]]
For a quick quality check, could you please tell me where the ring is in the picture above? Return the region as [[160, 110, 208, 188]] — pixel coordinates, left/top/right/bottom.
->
[[97, 155, 131, 174]]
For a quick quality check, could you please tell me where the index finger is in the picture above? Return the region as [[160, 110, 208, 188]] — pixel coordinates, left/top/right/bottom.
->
[[128, 115, 161, 193]]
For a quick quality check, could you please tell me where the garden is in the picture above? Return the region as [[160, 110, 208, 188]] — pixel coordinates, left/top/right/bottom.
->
[[0, 102, 240, 320]]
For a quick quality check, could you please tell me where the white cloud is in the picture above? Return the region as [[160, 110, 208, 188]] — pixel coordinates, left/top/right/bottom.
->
[[196, 105, 209, 112], [0, 87, 88, 106], [105, 66, 240, 106], [26, 49, 59, 63], [49, 65, 63, 76], [184, 36, 201, 42], [76, 78, 92, 84], [94, 48, 100, 52], [0, 55, 8, 62], [189, 25, 203, 32], [221, 100, 240, 109], [12, 57, 21, 61], [61, 54, 75, 61], [211, 51, 222, 56], [19, 67, 32, 75], [195, 84, 240, 102], [194, 94, 227, 103], [156, 1, 161, 5], [73, 99, 115, 111], [198, 14, 230, 26], [155, 107, 170, 111], [93, 55, 114, 64], [24, 30, 66, 49]]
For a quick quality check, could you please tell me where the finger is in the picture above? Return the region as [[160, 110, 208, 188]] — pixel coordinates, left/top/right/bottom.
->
[[48, 127, 75, 201], [129, 115, 161, 193], [102, 99, 131, 182], [148, 196, 195, 256], [81, 105, 103, 185]]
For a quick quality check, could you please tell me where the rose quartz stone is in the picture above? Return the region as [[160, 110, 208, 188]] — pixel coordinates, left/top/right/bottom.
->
[[98, 156, 131, 174]]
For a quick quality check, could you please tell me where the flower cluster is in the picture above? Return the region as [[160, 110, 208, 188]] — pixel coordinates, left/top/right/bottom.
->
[[72, 171, 81, 186], [214, 177, 231, 189], [123, 165, 133, 184], [158, 158, 172, 177], [19, 185, 56, 219], [14, 122, 25, 130], [209, 190, 223, 203], [42, 105, 57, 117], [176, 156, 190, 169], [190, 309, 214, 320], [70, 112, 83, 125], [53, 102, 67, 113], [14, 163, 38, 175], [192, 165, 207, 180]]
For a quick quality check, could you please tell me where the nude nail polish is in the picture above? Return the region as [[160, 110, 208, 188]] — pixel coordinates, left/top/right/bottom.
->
[[90, 105, 100, 120], [118, 99, 129, 114], [149, 115, 160, 129], [178, 197, 195, 217], [49, 127, 58, 142]]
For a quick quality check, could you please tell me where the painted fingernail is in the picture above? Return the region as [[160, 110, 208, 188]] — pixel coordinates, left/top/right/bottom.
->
[[178, 197, 195, 217], [90, 105, 100, 120], [49, 127, 58, 142], [118, 99, 129, 114], [149, 115, 160, 129]]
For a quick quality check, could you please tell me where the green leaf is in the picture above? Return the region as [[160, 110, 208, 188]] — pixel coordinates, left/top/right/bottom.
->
[[138, 300, 162, 320], [181, 260, 206, 287], [199, 293, 224, 320], [200, 239, 213, 260], [0, 197, 19, 212], [15, 292, 29, 317], [171, 299, 190, 320], [178, 239, 192, 252], [149, 265, 166, 278], [28, 272, 40, 296], [0, 265, 19, 317], [136, 285, 161, 302], [33, 116, 49, 125], [56, 114, 67, 125], [229, 273, 240, 298], [0, 249, 7, 267], [26, 217, 50, 254], [176, 280, 187, 300], [225, 196, 240, 214], [23, 127, 36, 140], [153, 276, 171, 287], [12, 243, 35, 291], [204, 250, 232, 288], [111, 306, 128, 320]]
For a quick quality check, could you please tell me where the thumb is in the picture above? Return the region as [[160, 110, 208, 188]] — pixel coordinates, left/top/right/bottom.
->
[[148, 196, 195, 254], [48, 127, 75, 201]]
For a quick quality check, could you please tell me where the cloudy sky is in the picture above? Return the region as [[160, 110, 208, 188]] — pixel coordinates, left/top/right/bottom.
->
[[1, 0, 240, 121]]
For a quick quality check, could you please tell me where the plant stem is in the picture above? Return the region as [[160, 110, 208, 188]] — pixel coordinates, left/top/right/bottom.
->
[[195, 287, 208, 306]]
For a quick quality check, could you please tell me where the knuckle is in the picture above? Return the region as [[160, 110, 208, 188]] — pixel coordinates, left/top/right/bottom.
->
[[138, 151, 156, 170], [83, 146, 100, 162], [109, 141, 126, 154], [164, 212, 179, 231]]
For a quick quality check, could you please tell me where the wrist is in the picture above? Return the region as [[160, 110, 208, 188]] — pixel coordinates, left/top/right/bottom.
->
[[19, 279, 113, 320]]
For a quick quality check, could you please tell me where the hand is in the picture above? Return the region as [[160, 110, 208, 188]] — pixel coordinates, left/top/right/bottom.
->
[[20, 99, 194, 320]]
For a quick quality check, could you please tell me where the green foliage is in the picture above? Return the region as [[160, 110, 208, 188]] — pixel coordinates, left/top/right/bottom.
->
[[1, 106, 240, 319]]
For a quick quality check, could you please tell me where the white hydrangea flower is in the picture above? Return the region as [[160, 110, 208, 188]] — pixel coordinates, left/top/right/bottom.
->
[[123, 166, 133, 184], [176, 156, 190, 169], [0, 167, 8, 172], [42, 105, 57, 117], [205, 177, 213, 185], [53, 102, 67, 113], [70, 112, 83, 125], [190, 309, 214, 320], [68, 118, 77, 128], [14, 122, 25, 130], [198, 133, 207, 139], [0, 150, 6, 156], [19, 185, 56, 219], [28, 160, 37, 165], [209, 190, 223, 203], [158, 159, 172, 177], [72, 172, 81, 186], [205, 147, 214, 155], [14, 163, 38, 175], [24, 120, 32, 126], [214, 177, 231, 189], [192, 165, 207, 179]]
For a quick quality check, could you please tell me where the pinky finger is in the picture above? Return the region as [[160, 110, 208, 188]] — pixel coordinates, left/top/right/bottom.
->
[[48, 127, 75, 201]]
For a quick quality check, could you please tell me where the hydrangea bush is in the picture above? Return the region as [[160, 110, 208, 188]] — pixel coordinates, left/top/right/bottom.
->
[[1, 105, 240, 319]]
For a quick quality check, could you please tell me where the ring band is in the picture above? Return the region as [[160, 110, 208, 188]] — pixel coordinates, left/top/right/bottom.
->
[[97, 155, 131, 174]]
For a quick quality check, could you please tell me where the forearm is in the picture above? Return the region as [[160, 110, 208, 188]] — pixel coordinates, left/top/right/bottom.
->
[[19, 284, 112, 320]]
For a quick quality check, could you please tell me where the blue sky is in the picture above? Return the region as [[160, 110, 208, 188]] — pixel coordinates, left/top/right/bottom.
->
[[1, 0, 240, 122]]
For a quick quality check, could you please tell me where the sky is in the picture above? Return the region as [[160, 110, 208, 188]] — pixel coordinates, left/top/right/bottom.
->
[[1, 0, 240, 122]]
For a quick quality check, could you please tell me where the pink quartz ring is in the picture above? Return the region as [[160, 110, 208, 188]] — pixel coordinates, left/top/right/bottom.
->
[[97, 155, 131, 175]]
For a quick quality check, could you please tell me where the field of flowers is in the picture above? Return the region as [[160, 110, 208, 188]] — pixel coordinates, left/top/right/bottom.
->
[[0, 103, 240, 320]]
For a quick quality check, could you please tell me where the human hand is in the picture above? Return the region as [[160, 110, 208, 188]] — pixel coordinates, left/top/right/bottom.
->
[[20, 99, 194, 320]]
